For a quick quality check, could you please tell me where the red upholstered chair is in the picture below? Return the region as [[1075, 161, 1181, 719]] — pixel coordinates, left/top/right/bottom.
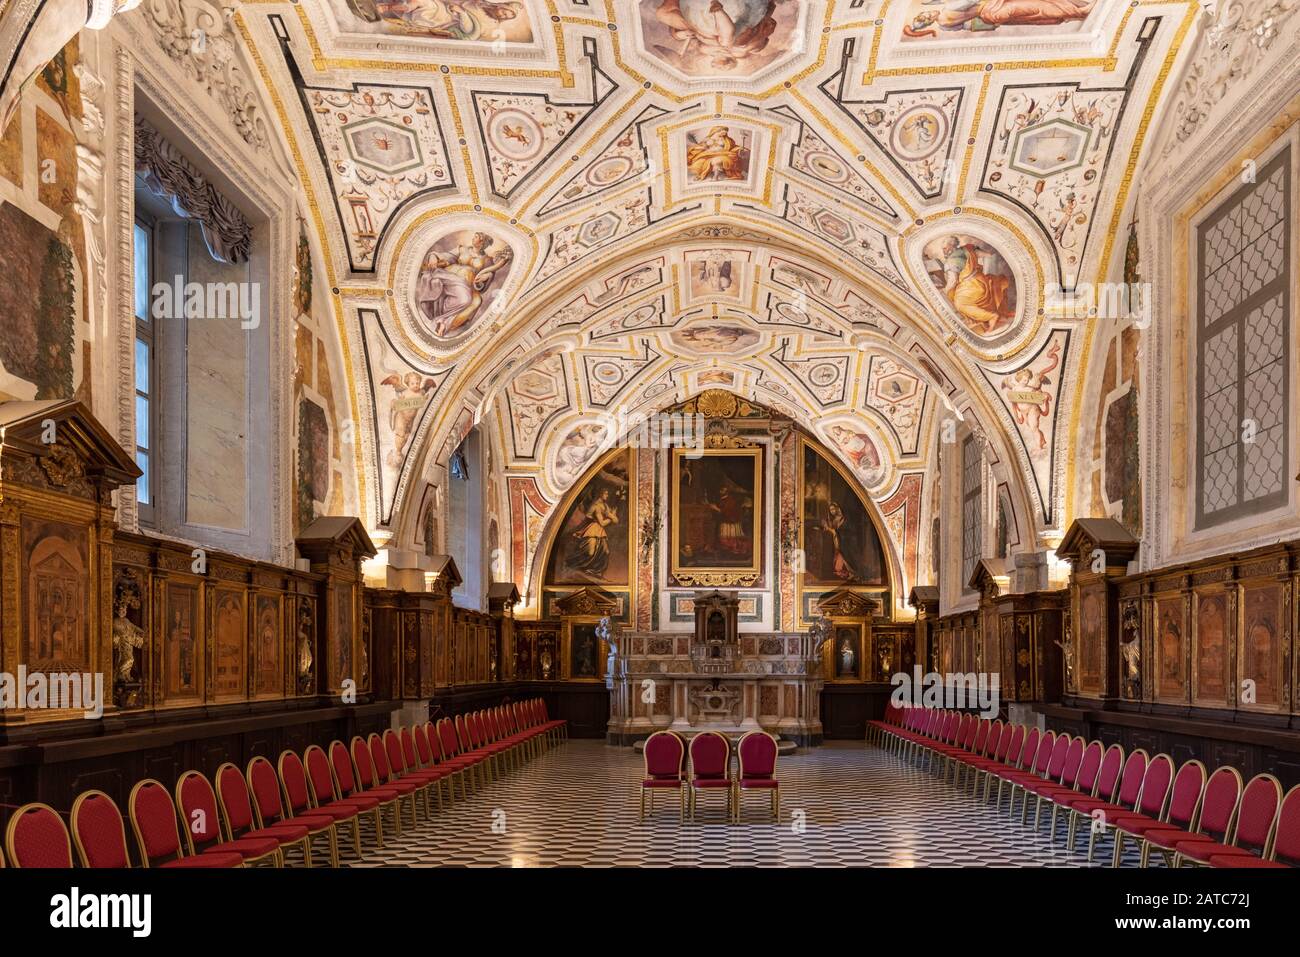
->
[[1023, 735, 1086, 830], [734, 730, 780, 823], [987, 728, 1040, 811], [1032, 739, 1103, 838], [1071, 748, 1148, 863], [129, 780, 244, 868], [71, 790, 133, 868], [379, 729, 438, 821], [305, 743, 385, 851], [1173, 773, 1282, 867], [1140, 765, 1241, 868], [247, 756, 337, 867], [688, 731, 733, 822], [640, 730, 687, 822], [1211, 782, 1300, 868], [214, 762, 312, 865], [5, 803, 73, 868], [354, 736, 418, 833], [399, 726, 453, 811], [1005, 731, 1066, 822], [175, 770, 282, 866], [434, 718, 480, 798], [330, 739, 401, 844], [1060, 743, 1125, 851], [281, 750, 363, 860], [1104, 754, 1182, 867]]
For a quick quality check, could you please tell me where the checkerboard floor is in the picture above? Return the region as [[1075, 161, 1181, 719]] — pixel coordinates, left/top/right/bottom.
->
[[346, 740, 1150, 867]]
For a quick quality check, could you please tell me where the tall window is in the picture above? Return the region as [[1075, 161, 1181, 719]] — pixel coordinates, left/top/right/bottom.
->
[[961, 435, 982, 590], [1196, 146, 1291, 528], [133, 211, 156, 522]]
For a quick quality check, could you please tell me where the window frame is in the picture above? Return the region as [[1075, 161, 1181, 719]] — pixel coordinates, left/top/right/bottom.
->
[[133, 208, 159, 526]]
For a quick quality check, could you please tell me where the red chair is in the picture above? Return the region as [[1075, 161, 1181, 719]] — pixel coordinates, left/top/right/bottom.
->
[[416, 723, 466, 803], [640, 730, 687, 822], [1033, 739, 1104, 838], [329, 739, 401, 843], [175, 770, 282, 866], [353, 736, 418, 832], [248, 755, 339, 867], [1140, 765, 1241, 867], [1071, 749, 1148, 863], [734, 730, 780, 823], [280, 749, 363, 860], [305, 743, 385, 850], [1173, 773, 1282, 867], [5, 803, 73, 868], [688, 731, 732, 821], [1211, 782, 1300, 868], [370, 731, 425, 824], [1108, 757, 1198, 867], [71, 790, 133, 868], [436, 717, 484, 795], [398, 726, 453, 811], [990, 726, 1034, 809], [1059, 743, 1126, 852], [129, 780, 243, 868], [1022, 736, 1088, 831], [215, 762, 312, 865]]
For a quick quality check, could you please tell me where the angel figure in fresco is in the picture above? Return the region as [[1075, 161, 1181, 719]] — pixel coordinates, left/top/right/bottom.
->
[[374, 0, 523, 40], [554, 424, 608, 486], [1000, 340, 1061, 451], [686, 126, 749, 181], [905, 0, 1094, 36], [651, 0, 780, 72], [565, 487, 619, 579], [934, 235, 1016, 334], [416, 232, 513, 337], [381, 372, 438, 467]]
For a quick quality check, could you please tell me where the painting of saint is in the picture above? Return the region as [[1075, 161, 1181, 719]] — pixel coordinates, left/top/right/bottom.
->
[[1194, 593, 1227, 702], [1157, 598, 1186, 701], [255, 595, 281, 696], [548, 452, 631, 586], [349, 0, 534, 42], [825, 423, 885, 488], [570, 622, 600, 679], [165, 582, 200, 700], [414, 230, 514, 339], [686, 125, 750, 182], [803, 444, 886, 586], [553, 422, 609, 488], [672, 449, 762, 573], [902, 0, 1095, 39], [924, 234, 1017, 335], [638, 0, 803, 78], [834, 625, 859, 679]]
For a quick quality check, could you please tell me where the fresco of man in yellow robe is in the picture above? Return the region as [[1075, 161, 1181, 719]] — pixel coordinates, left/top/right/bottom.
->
[[929, 235, 1017, 335], [686, 125, 749, 181]]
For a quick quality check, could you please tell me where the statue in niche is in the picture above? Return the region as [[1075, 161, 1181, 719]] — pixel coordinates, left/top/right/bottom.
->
[[112, 572, 146, 707], [297, 602, 315, 694], [1055, 635, 1075, 692]]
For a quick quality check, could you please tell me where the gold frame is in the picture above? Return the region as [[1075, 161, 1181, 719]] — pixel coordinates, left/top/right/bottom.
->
[[561, 616, 609, 683], [537, 446, 636, 621], [796, 436, 895, 626], [824, 620, 866, 683], [670, 446, 763, 586]]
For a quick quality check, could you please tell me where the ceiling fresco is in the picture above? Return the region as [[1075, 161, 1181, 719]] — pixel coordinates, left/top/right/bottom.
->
[[236, 0, 1202, 574]]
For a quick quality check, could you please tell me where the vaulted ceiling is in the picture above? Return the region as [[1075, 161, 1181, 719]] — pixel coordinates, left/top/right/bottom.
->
[[236, 0, 1198, 558]]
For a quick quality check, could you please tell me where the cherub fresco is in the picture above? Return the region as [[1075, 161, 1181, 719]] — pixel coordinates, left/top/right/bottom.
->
[[1000, 340, 1061, 450], [643, 0, 790, 76], [380, 371, 438, 467]]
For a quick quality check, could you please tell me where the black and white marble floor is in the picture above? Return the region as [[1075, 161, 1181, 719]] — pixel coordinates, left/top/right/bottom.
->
[[343, 740, 1150, 867]]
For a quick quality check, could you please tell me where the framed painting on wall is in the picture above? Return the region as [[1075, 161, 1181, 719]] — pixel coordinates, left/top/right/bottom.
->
[[670, 447, 763, 586], [163, 581, 202, 703]]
